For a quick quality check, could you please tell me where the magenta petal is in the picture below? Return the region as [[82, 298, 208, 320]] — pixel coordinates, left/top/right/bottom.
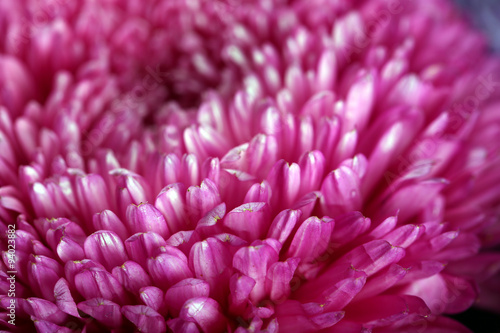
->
[[186, 178, 221, 222], [165, 278, 210, 317], [346, 294, 430, 327], [33, 318, 73, 333], [147, 253, 193, 290], [111, 261, 152, 295], [384, 224, 424, 248], [166, 230, 196, 254], [343, 71, 375, 133], [124, 232, 167, 268], [64, 259, 106, 287], [267, 209, 302, 244], [155, 183, 190, 233], [286, 216, 334, 275], [168, 318, 201, 333], [329, 240, 406, 277], [122, 305, 166, 333], [77, 298, 122, 328], [397, 260, 445, 283], [74, 268, 128, 305], [180, 297, 227, 333], [126, 203, 170, 239], [92, 210, 129, 240], [275, 300, 345, 332], [295, 267, 367, 309], [114, 171, 149, 217], [27, 297, 68, 325], [298, 151, 326, 196], [189, 237, 232, 302], [402, 273, 478, 314], [28, 255, 63, 302], [75, 174, 112, 220], [194, 203, 226, 239], [54, 278, 80, 318], [266, 160, 301, 210], [84, 230, 128, 271], [56, 236, 85, 262], [233, 240, 279, 303], [330, 211, 371, 248], [223, 202, 271, 241], [355, 264, 408, 301], [372, 179, 449, 223], [139, 286, 166, 315], [320, 165, 362, 217], [244, 181, 272, 205], [265, 258, 300, 302], [229, 273, 256, 310]]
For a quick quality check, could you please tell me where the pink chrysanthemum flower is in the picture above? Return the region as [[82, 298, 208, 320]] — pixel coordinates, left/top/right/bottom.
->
[[1, 0, 500, 332]]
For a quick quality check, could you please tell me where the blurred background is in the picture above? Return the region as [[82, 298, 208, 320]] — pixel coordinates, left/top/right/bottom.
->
[[451, 1, 500, 332], [453, 0, 500, 52]]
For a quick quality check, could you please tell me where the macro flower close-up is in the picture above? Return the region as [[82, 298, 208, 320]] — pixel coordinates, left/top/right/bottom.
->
[[0, 0, 499, 332]]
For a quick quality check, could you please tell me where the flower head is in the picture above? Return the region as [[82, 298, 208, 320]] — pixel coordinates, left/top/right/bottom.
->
[[1, 0, 500, 332]]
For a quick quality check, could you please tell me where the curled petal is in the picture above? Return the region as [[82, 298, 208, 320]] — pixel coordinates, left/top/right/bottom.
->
[[189, 237, 232, 302], [180, 297, 227, 333], [233, 240, 280, 303], [124, 231, 167, 269], [112, 261, 152, 295], [74, 268, 128, 305], [54, 278, 79, 317], [155, 183, 190, 233], [186, 178, 221, 222], [140, 286, 166, 316], [126, 203, 170, 239], [223, 202, 271, 242], [148, 253, 193, 290], [84, 231, 128, 271], [78, 298, 122, 328], [93, 210, 129, 240], [165, 278, 210, 317], [122, 305, 167, 333]]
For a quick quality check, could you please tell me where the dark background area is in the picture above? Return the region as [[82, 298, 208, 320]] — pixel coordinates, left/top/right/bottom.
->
[[448, 1, 500, 332]]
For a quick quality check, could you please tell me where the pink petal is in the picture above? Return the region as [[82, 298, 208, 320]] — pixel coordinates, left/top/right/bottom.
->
[[27, 297, 68, 325], [92, 210, 129, 240], [111, 261, 152, 295], [233, 240, 279, 304], [148, 253, 193, 290], [320, 166, 362, 217], [139, 286, 166, 315], [54, 278, 80, 317], [74, 268, 128, 305], [189, 237, 232, 302], [244, 181, 272, 205], [164, 278, 210, 317], [155, 183, 190, 233], [126, 203, 170, 239], [186, 178, 221, 223], [223, 202, 271, 242], [124, 232, 167, 269], [180, 297, 227, 333], [84, 230, 128, 271], [28, 255, 63, 302], [265, 258, 300, 302], [267, 209, 302, 244], [78, 298, 122, 328], [286, 216, 334, 277], [298, 151, 326, 196], [122, 305, 166, 333]]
